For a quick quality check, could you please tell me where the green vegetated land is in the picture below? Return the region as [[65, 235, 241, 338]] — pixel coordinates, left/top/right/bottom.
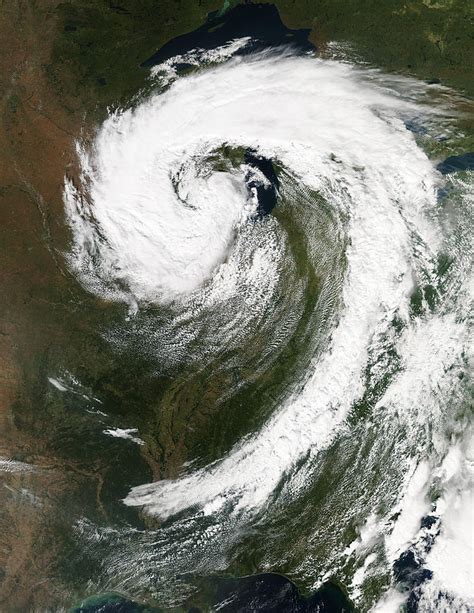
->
[[2, 1, 471, 609], [276, 0, 473, 92], [52, 0, 473, 114], [46, 0, 474, 475]]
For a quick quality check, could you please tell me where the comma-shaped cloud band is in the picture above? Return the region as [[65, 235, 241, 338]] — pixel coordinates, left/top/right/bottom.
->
[[65, 50, 472, 609]]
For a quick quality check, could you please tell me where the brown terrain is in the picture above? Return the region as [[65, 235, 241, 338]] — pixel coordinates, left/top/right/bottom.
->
[[0, 2, 214, 608], [0, 0, 472, 609], [0, 2, 84, 608]]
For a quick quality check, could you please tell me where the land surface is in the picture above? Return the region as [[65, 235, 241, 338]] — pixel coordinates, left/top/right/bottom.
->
[[0, 0, 472, 609]]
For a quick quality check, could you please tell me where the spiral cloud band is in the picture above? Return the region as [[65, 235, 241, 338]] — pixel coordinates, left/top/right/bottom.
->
[[65, 48, 473, 611]]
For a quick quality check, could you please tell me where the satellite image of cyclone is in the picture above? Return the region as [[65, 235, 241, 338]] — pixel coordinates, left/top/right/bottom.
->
[[0, 1, 472, 612]]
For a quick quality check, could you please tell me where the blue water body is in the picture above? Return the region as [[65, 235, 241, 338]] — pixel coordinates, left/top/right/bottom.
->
[[71, 592, 153, 612], [244, 149, 280, 218], [141, 3, 315, 68], [211, 574, 353, 612], [437, 152, 474, 174], [71, 575, 353, 612]]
